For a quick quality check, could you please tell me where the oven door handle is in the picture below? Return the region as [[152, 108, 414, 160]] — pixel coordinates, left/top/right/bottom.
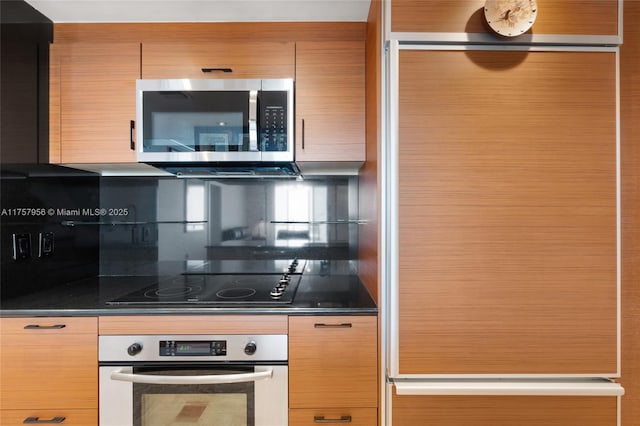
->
[[110, 368, 273, 385]]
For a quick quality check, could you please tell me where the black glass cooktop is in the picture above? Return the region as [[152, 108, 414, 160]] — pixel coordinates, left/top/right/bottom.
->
[[106, 273, 301, 306]]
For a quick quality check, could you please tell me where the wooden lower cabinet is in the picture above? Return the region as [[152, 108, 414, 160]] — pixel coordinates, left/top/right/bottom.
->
[[288, 315, 378, 425], [0, 410, 98, 426], [289, 408, 377, 425], [391, 393, 619, 426], [0, 317, 98, 425]]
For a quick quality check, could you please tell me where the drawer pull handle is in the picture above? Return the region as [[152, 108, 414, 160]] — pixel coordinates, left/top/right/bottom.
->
[[23, 417, 66, 424], [24, 324, 66, 330], [314, 323, 352, 329], [201, 67, 233, 73], [314, 415, 352, 423], [130, 120, 136, 150]]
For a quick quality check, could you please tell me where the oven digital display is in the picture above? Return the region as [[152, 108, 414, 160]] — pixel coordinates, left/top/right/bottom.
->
[[160, 340, 227, 356]]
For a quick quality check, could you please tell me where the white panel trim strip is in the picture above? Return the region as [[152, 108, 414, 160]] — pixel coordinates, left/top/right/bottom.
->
[[394, 380, 625, 397], [388, 32, 621, 46]]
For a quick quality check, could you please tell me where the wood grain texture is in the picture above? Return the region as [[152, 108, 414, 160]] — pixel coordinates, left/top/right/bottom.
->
[[295, 41, 365, 162], [48, 43, 61, 163], [289, 408, 378, 425], [397, 50, 618, 375], [58, 42, 139, 163], [390, 0, 619, 36], [98, 315, 288, 334], [0, 409, 97, 426], [0, 317, 98, 410], [53, 22, 366, 44], [358, 0, 382, 304], [288, 316, 377, 408], [391, 394, 618, 425], [142, 42, 294, 79], [620, 1, 640, 425]]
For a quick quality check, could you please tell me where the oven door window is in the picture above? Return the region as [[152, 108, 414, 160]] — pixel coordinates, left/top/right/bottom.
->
[[142, 91, 250, 153], [133, 366, 255, 426]]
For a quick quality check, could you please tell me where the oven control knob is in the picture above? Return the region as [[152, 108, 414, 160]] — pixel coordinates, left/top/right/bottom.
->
[[127, 342, 143, 356], [244, 341, 257, 355]]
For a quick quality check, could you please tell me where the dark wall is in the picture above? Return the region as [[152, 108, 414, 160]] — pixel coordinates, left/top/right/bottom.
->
[[0, 0, 53, 163]]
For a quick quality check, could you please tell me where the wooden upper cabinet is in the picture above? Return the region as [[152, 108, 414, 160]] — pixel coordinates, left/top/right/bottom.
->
[[51, 42, 140, 163], [141, 42, 295, 79], [396, 50, 618, 375], [390, 0, 619, 36], [295, 41, 365, 163]]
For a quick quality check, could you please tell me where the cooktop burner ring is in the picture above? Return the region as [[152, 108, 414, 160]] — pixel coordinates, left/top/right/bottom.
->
[[215, 287, 257, 299], [145, 285, 203, 298]]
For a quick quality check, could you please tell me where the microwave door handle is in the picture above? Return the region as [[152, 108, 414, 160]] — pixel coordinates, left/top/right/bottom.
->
[[110, 368, 273, 385], [249, 89, 258, 152]]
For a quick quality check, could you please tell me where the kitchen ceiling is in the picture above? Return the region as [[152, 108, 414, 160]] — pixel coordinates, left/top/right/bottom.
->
[[24, 0, 372, 23]]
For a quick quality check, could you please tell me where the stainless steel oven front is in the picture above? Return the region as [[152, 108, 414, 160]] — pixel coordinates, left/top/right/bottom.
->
[[99, 334, 287, 426]]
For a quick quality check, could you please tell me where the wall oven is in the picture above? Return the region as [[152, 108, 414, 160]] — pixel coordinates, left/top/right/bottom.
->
[[136, 78, 294, 164], [99, 334, 288, 426]]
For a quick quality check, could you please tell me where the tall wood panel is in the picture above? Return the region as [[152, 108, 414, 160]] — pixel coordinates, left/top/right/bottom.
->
[[358, 0, 382, 303], [390, 0, 619, 36], [396, 49, 618, 375], [620, 1, 640, 425]]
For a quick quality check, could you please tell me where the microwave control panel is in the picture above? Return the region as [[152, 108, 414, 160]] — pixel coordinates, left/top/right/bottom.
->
[[260, 91, 288, 152]]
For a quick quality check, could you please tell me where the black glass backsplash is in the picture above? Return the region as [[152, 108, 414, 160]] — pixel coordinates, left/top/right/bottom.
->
[[98, 175, 358, 275], [1, 164, 358, 299], [1, 164, 100, 299]]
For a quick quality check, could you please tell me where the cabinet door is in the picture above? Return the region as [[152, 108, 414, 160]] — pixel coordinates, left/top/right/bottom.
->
[[0, 317, 98, 410], [295, 41, 365, 162], [394, 50, 618, 375], [141, 42, 294, 79], [391, 394, 618, 426], [53, 42, 140, 163], [289, 315, 377, 408]]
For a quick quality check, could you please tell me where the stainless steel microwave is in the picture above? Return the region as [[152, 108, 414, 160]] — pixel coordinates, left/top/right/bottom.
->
[[135, 78, 294, 163]]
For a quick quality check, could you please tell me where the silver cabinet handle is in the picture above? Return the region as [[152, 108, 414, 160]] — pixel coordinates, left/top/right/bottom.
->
[[314, 416, 352, 423], [23, 417, 66, 424], [24, 324, 66, 330], [249, 89, 258, 151], [111, 368, 272, 385], [314, 323, 352, 329]]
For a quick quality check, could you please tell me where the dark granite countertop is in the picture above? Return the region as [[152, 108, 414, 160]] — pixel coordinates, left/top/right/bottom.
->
[[0, 262, 377, 316]]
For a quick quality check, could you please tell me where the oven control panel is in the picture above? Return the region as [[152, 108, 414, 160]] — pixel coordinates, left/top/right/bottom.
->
[[99, 335, 287, 362], [160, 340, 227, 356]]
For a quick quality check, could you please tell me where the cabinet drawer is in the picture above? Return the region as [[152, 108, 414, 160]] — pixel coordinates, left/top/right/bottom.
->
[[1, 317, 97, 334], [289, 408, 377, 426], [289, 316, 377, 408], [142, 42, 294, 79], [1, 410, 97, 426], [391, 394, 618, 426]]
